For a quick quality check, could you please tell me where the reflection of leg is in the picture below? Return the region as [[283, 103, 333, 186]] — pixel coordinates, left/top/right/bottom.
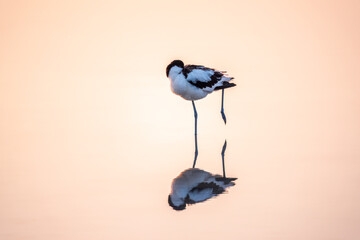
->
[[221, 140, 227, 178], [220, 89, 227, 124], [192, 101, 198, 168]]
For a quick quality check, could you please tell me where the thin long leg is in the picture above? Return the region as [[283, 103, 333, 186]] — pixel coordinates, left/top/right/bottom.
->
[[192, 101, 198, 168], [221, 89, 227, 124], [221, 140, 227, 178]]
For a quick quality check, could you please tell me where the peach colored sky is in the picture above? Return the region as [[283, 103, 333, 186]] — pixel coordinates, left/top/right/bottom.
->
[[1, 1, 360, 239]]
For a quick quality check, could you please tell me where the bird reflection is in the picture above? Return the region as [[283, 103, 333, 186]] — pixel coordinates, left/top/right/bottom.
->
[[168, 141, 236, 211], [168, 168, 237, 210]]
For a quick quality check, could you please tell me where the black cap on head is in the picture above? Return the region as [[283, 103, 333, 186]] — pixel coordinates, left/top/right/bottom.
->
[[168, 195, 186, 211], [166, 60, 184, 77]]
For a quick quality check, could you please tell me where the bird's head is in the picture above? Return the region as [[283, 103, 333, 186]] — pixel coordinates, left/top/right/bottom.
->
[[168, 195, 186, 211], [166, 60, 184, 77]]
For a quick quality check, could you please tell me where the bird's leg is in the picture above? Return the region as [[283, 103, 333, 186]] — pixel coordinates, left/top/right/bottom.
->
[[221, 89, 227, 124], [192, 100, 198, 168], [221, 140, 227, 178]]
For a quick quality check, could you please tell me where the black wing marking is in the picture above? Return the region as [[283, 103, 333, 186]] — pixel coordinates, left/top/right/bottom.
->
[[190, 182, 225, 195], [214, 81, 236, 90], [184, 195, 196, 204], [182, 64, 215, 78], [191, 72, 223, 89], [184, 65, 224, 89], [215, 177, 237, 185]]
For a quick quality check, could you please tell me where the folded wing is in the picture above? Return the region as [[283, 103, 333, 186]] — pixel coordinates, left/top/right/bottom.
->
[[184, 65, 234, 92]]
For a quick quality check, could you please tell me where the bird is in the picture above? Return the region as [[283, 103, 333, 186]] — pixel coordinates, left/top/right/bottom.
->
[[166, 60, 236, 167], [168, 168, 237, 211]]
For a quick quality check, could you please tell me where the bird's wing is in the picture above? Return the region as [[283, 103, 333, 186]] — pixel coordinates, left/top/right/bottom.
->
[[184, 65, 224, 91], [190, 182, 225, 195], [185, 188, 213, 203]]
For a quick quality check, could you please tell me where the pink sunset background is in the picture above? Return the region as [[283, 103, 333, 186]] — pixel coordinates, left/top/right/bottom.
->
[[1, 0, 360, 239]]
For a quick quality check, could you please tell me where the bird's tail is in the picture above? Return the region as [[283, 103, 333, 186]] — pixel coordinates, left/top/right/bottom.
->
[[214, 80, 236, 91], [215, 177, 237, 185]]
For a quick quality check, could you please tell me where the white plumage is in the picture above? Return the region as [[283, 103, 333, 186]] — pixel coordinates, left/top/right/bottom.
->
[[166, 60, 235, 101]]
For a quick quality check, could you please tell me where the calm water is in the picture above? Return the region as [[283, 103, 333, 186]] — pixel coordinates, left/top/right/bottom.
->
[[1, 1, 360, 239]]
